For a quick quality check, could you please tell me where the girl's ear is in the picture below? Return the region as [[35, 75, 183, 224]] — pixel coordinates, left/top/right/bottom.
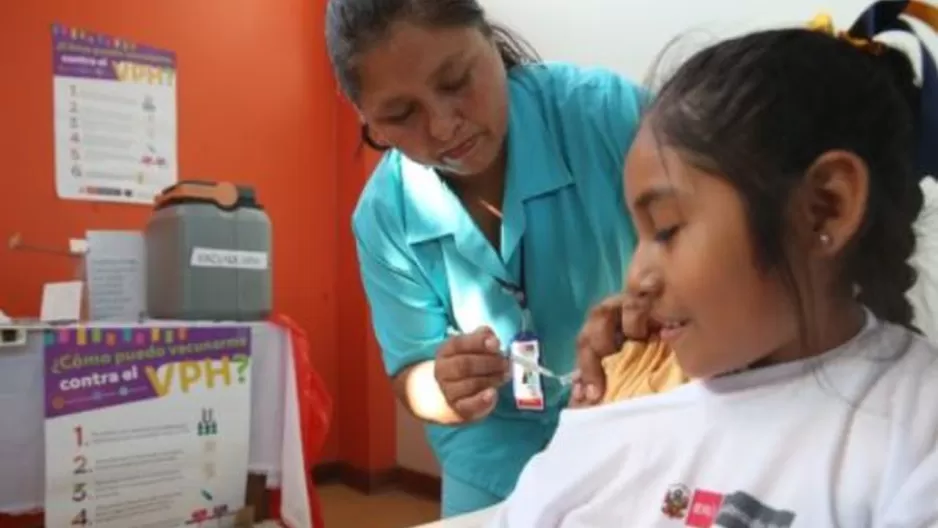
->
[[799, 150, 870, 256]]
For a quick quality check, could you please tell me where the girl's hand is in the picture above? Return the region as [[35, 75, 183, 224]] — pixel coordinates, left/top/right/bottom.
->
[[571, 291, 652, 408]]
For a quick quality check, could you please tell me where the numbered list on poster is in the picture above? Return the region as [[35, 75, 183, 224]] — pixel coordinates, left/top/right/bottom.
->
[[44, 327, 252, 528], [52, 24, 177, 204]]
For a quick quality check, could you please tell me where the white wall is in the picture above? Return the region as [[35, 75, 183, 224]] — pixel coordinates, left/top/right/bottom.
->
[[479, 0, 934, 81], [394, 0, 938, 477]]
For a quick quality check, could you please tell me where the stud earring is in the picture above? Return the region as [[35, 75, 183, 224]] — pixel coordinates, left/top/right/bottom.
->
[[819, 233, 832, 245]]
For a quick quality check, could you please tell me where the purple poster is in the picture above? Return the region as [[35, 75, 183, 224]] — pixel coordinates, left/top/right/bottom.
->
[[51, 23, 178, 204], [52, 23, 176, 81], [43, 325, 253, 527], [44, 326, 251, 418]]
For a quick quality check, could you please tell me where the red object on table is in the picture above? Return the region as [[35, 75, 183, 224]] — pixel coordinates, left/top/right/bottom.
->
[[269, 313, 332, 528]]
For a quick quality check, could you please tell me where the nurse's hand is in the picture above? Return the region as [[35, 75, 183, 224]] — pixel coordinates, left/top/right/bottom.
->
[[571, 292, 652, 407], [434, 327, 510, 422]]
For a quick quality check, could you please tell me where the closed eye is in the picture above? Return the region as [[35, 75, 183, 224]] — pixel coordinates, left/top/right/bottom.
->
[[653, 225, 681, 243], [383, 106, 415, 124], [440, 71, 471, 93]]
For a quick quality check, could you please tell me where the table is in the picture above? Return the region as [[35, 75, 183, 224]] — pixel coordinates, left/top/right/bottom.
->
[[0, 321, 290, 515], [412, 505, 499, 528]]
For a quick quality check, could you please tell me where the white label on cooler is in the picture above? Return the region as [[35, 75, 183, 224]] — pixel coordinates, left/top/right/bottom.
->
[[190, 247, 269, 270]]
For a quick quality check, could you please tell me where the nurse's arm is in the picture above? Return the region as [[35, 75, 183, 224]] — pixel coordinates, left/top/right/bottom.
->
[[354, 229, 467, 426], [391, 362, 465, 425]]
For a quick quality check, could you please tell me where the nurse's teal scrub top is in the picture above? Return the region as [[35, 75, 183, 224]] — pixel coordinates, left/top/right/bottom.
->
[[352, 62, 644, 499]]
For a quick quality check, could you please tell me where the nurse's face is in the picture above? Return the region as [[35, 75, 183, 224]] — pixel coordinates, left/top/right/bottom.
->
[[354, 21, 509, 177]]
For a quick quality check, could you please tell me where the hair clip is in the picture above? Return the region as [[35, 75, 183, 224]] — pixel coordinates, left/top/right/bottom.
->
[[808, 12, 886, 54], [848, 0, 938, 177]]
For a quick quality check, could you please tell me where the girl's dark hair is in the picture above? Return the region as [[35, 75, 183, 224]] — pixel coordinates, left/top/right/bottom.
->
[[649, 29, 925, 330], [325, 0, 539, 103]]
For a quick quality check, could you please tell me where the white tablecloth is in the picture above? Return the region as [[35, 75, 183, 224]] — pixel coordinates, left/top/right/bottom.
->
[[412, 506, 498, 528], [0, 321, 289, 514]]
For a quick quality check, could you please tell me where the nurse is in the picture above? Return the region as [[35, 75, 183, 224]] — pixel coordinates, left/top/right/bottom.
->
[[325, 0, 644, 516]]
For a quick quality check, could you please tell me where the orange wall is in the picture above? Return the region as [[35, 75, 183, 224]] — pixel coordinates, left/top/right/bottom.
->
[[336, 103, 397, 472], [0, 1, 396, 471]]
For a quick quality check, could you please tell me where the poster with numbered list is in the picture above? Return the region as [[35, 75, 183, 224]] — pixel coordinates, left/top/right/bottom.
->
[[44, 326, 252, 528], [52, 23, 177, 204]]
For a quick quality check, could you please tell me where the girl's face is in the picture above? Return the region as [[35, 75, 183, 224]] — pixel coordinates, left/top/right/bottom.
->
[[354, 21, 509, 177], [622, 123, 802, 378]]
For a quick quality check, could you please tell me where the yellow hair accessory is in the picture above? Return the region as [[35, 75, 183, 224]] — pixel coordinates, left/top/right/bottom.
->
[[808, 12, 885, 54]]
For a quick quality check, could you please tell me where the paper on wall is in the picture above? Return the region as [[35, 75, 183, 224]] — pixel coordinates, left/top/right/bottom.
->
[[85, 231, 146, 321]]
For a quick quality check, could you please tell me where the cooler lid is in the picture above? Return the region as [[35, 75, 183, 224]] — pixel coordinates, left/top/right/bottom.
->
[[154, 181, 263, 211]]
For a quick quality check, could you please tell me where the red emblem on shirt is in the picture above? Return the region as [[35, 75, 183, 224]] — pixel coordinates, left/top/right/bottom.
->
[[685, 489, 725, 527]]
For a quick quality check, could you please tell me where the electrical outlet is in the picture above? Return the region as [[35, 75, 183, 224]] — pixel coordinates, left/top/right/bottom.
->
[[0, 327, 26, 347]]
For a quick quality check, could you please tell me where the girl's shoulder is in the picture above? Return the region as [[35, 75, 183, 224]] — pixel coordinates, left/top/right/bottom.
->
[[852, 321, 938, 450], [862, 320, 938, 389], [864, 323, 938, 524]]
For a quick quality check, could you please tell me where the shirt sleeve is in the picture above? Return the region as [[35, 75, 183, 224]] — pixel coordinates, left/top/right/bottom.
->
[[877, 448, 938, 527], [353, 209, 448, 377], [877, 345, 938, 528], [485, 408, 618, 527], [582, 68, 648, 178], [484, 450, 563, 528], [549, 64, 649, 195], [908, 178, 938, 342]]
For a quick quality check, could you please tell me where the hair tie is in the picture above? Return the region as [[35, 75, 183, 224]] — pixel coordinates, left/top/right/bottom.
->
[[808, 12, 885, 54], [847, 0, 938, 178]]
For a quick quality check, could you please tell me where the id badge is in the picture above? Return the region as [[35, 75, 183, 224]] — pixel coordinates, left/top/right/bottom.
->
[[511, 333, 545, 411]]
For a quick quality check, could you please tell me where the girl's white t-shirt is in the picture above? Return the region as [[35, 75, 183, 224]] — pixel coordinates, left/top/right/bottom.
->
[[910, 177, 938, 343], [488, 316, 938, 527]]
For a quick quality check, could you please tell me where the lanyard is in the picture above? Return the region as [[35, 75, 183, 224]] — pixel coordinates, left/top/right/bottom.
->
[[494, 244, 532, 330]]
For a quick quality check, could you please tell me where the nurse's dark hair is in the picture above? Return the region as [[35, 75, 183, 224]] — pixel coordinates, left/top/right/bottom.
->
[[325, 0, 539, 103], [648, 28, 926, 331]]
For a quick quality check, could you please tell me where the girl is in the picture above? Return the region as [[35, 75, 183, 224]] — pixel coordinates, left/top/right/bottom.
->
[[490, 2, 938, 526]]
